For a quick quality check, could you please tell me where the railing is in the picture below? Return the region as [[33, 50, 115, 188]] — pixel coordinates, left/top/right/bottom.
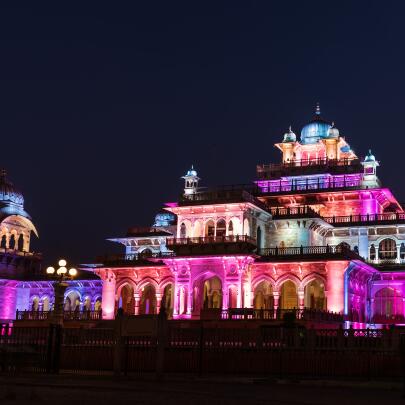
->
[[257, 157, 362, 179], [270, 205, 320, 219], [323, 212, 405, 226], [257, 176, 362, 194], [96, 251, 175, 265], [167, 235, 257, 246], [15, 310, 102, 321], [220, 308, 343, 322], [258, 244, 355, 258]]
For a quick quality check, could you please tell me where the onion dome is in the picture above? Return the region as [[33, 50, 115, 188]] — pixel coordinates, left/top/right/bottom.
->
[[328, 122, 340, 139], [283, 126, 296, 143], [0, 169, 24, 206], [300, 103, 331, 144], [364, 149, 376, 162]]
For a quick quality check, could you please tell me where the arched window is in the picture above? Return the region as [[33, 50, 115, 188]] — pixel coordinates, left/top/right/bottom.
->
[[9, 234, 15, 250], [370, 244, 376, 260], [180, 223, 187, 238], [32, 297, 39, 311], [140, 248, 152, 258], [280, 280, 298, 309], [373, 287, 404, 322], [216, 219, 226, 237], [205, 220, 215, 237], [0, 235, 6, 249], [228, 220, 234, 236], [140, 284, 157, 315], [94, 298, 102, 311], [379, 238, 397, 260], [17, 234, 24, 251], [304, 280, 326, 310]]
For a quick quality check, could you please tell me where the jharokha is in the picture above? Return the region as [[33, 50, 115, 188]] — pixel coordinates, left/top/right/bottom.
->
[[2, 105, 405, 327]]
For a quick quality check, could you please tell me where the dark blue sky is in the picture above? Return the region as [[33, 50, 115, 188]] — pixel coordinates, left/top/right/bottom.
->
[[1, 2, 404, 265]]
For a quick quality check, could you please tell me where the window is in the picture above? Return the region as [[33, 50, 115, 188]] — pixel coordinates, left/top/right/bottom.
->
[[379, 238, 397, 260]]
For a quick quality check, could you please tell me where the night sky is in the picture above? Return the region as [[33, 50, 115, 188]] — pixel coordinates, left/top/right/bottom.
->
[[1, 2, 404, 265]]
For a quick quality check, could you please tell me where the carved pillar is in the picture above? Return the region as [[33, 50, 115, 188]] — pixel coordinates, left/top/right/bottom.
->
[[187, 289, 192, 315], [325, 261, 347, 313], [156, 292, 162, 314], [273, 291, 280, 318], [100, 270, 116, 320], [298, 290, 305, 310], [134, 293, 140, 315], [222, 283, 228, 310]]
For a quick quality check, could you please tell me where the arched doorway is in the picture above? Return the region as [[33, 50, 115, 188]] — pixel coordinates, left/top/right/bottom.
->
[[203, 276, 222, 309], [279, 280, 298, 309], [32, 297, 39, 311], [205, 220, 215, 237], [94, 298, 102, 311], [17, 234, 24, 251], [64, 291, 81, 311], [161, 283, 174, 317], [216, 219, 226, 237], [118, 284, 135, 315], [256, 226, 262, 250], [0, 235, 6, 249], [379, 238, 397, 260], [139, 284, 157, 315], [228, 285, 237, 308], [9, 234, 15, 250], [304, 280, 326, 309], [373, 287, 404, 322], [42, 297, 50, 311], [253, 280, 274, 309], [83, 296, 91, 311]]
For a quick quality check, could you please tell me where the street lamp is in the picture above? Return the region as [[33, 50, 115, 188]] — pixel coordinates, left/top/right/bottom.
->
[[46, 258, 77, 323]]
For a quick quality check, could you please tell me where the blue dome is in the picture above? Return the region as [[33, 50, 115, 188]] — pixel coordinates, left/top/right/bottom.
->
[[283, 126, 296, 143], [0, 169, 24, 206], [364, 149, 375, 162], [300, 104, 331, 144]]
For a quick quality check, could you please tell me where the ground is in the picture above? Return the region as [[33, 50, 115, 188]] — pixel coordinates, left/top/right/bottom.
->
[[0, 375, 403, 404]]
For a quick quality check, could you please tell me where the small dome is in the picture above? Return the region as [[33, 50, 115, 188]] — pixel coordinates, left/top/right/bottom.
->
[[364, 149, 376, 162], [340, 145, 351, 154], [185, 165, 197, 177], [300, 104, 331, 144], [0, 169, 24, 206], [328, 122, 340, 138], [283, 126, 296, 143]]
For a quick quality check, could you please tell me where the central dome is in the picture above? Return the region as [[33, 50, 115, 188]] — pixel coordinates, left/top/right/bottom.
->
[[0, 169, 24, 206], [300, 105, 331, 145]]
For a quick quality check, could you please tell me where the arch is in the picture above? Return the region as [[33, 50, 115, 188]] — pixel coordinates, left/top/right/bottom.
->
[[41, 296, 50, 311], [205, 219, 215, 237], [372, 287, 404, 321], [118, 283, 135, 315], [9, 233, 15, 250], [161, 283, 174, 317], [279, 280, 298, 309], [83, 296, 92, 311], [228, 285, 237, 308], [202, 276, 222, 309], [31, 296, 39, 311], [275, 274, 300, 291], [64, 290, 81, 311], [180, 222, 187, 238], [304, 279, 326, 309], [253, 280, 274, 309], [137, 277, 159, 292], [252, 275, 276, 290], [228, 220, 234, 236], [94, 297, 102, 311], [378, 238, 397, 259], [229, 217, 241, 235], [216, 219, 226, 237], [139, 248, 153, 258], [0, 234, 6, 249], [139, 283, 157, 315]]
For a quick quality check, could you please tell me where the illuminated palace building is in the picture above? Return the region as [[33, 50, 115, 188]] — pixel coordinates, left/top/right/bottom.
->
[[0, 170, 102, 320], [93, 106, 405, 327]]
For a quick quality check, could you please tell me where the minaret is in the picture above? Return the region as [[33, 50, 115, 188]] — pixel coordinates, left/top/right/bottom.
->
[[181, 165, 200, 196], [361, 150, 380, 189]]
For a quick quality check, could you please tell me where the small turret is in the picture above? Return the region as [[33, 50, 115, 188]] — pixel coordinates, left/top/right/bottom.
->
[[181, 165, 200, 196], [361, 150, 380, 189]]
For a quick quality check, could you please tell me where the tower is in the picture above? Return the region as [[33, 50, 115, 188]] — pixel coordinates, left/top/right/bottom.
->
[[181, 166, 200, 196], [361, 150, 380, 189]]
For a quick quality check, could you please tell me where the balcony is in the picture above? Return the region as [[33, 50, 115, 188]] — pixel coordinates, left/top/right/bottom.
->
[[167, 235, 257, 256], [270, 205, 321, 219], [323, 212, 405, 227], [95, 252, 175, 267], [15, 310, 103, 321], [257, 244, 360, 262], [257, 157, 362, 180]]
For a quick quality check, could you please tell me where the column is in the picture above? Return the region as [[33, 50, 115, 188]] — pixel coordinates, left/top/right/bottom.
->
[[186, 288, 192, 316], [273, 291, 280, 318], [396, 244, 401, 263], [100, 270, 116, 320], [325, 261, 347, 313], [134, 293, 140, 315], [156, 292, 162, 313], [298, 290, 305, 310], [358, 228, 368, 259], [222, 283, 228, 310]]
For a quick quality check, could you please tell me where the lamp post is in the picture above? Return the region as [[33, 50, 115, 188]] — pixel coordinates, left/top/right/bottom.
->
[[46, 259, 77, 324]]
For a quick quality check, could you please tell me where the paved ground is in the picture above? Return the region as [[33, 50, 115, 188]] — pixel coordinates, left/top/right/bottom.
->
[[0, 374, 404, 404]]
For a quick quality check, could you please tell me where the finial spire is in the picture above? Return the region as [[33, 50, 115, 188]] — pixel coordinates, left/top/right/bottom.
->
[[288, 125, 292, 132], [0, 169, 6, 180], [315, 102, 321, 115]]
